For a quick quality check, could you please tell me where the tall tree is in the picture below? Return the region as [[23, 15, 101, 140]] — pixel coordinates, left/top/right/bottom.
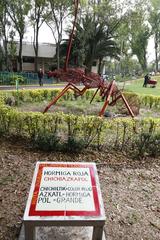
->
[[148, 0, 160, 72], [75, 0, 121, 73], [30, 0, 49, 72], [6, 0, 31, 71], [129, 6, 150, 71], [0, 1, 10, 70], [46, 0, 72, 69], [59, 13, 120, 74]]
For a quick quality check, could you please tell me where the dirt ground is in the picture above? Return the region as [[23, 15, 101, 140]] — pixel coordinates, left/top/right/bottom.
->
[[0, 138, 160, 240]]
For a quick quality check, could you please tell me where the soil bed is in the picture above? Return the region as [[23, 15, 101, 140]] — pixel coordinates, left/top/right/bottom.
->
[[0, 138, 160, 240]]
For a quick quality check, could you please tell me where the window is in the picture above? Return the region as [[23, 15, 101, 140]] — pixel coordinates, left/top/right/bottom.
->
[[92, 61, 97, 66], [23, 57, 34, 63]]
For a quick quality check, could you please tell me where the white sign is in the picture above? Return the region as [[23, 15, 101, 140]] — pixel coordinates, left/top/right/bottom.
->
[[29, 163, 100, 217]]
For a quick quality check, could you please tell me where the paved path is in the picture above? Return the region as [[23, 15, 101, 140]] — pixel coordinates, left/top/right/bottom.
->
[[0, 84, 68, 91], [0, 81, 127, 91]]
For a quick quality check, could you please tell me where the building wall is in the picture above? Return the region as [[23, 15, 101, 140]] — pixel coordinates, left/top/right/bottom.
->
[[17, 58, 54, 72], [22, 63, 35, 72], [91, 60, 99, 73], [15, 42, 56, 72], [16, 42, 56, 58], [11, 41, 100, 73]]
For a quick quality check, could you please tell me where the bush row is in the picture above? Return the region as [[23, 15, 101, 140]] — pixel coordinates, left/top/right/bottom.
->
[[0, 103, 160, 157], [1, 89, 160, 110]]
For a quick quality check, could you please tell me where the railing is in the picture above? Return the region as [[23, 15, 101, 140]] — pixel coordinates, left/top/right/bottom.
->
[[0, 71, 56, 85]]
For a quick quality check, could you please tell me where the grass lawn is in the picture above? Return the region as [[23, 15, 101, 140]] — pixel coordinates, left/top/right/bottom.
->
[[124, 76, 160, 96]]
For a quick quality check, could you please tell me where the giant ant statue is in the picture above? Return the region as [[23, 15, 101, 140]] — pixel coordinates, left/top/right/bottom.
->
[[43, 0, 134, 118]]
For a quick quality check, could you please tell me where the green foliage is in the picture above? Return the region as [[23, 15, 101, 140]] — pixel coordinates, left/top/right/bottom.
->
[[59, 0, 121, 72], [133, 129, 160, 158], [0, 95, 5, 105], [127, 2, 151, 71], [34, 131, 60, 151], [0, 89, 160, 157], [1, 88, 160, 110], [6, 0, 31, 71], [125, 77, 160, 96], [147, 133, 160, 157], [148, 2, 160, 71], [62, 136, 86, 153], [9, 74, 25, 85], [0, 103, 159, 157]]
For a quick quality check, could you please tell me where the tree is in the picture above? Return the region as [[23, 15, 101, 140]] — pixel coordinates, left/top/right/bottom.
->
[[148, 0, 160, 72], [30, 0, 49, 72], [131, 25, 150, 71], [0, 1, 10, 70], [46, 0, 72, 69], [59, 0, 122, 74], [8, 31, 17, 71], [6, 0, 31, 71], [59, 14, 120, 75], [129, 6, 151, 71]]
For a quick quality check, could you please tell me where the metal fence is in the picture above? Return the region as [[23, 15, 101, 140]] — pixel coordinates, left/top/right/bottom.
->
[[0, 71, 56, 85]]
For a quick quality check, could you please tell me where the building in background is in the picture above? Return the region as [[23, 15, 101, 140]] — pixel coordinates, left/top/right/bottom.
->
[[12, 42, 56, 72], [1, 40, 102, 73]]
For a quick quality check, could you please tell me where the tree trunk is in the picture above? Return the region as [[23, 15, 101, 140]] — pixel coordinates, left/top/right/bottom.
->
[[143, 52, 147, 71], [2, 25, 9, 70], [85, 42, 96, 73], [98, 57, 104, 75], [3, 39, 9, 70], [154, 33, 158, 72], [34, 22, 39, 72], [18, 36, 23, 72], [57, 41, 60, 69], [136, 48, 147, 72], [86, 60, 93, 73], [140, 54, 147, 72], [0, 45, 3, 70]]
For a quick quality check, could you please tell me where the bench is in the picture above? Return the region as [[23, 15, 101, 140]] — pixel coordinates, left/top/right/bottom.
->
[[23, 162, 106, 240]]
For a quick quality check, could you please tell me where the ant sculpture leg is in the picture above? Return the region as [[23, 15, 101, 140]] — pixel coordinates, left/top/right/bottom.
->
[[99, 81, 115, 116], [99, 81, 134, 117], [90, 87, 101, 104], [43, 83, 88, 113]]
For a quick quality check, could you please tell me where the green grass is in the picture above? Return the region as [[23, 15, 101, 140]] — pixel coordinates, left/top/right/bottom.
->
[[16, 98, 105, 115], [125, 76, 160, 96]]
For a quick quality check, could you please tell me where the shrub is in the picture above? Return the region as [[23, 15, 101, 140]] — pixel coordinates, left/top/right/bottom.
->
[[117, 92, 141, 115], [0, 89, 160, 157], [1, 89, 160, 110], [62, 136, 86, 153], [34, 131, 60, 151], [9, 74, 26, 85], [133, 132, 160, 158], [5, 96, 16, 106], [148, 133, 160, 157]]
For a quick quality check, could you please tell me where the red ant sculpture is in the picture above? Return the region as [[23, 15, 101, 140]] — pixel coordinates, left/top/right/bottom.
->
[[43, 0, 134, 118]]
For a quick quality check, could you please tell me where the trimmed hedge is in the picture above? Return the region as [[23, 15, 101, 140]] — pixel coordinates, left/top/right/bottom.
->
[[1, 88, 160, 109], [0, 89, 160, 156], [0, 104, 160, 156]]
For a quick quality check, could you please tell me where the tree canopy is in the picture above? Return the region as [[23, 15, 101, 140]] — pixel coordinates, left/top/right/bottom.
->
[[0, 0, 158, 74]]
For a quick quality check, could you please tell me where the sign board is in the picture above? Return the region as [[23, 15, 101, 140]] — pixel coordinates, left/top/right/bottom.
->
[[29, 162, 101, 217]]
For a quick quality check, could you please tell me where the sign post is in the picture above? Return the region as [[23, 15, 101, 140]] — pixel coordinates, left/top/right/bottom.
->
[[15, 78, 19, 106], [23, 162, 106, 240]]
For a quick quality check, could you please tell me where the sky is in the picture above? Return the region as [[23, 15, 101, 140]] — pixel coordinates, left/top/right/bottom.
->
[[24, 23, 54, 44], [147, 38, 155, 63]]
